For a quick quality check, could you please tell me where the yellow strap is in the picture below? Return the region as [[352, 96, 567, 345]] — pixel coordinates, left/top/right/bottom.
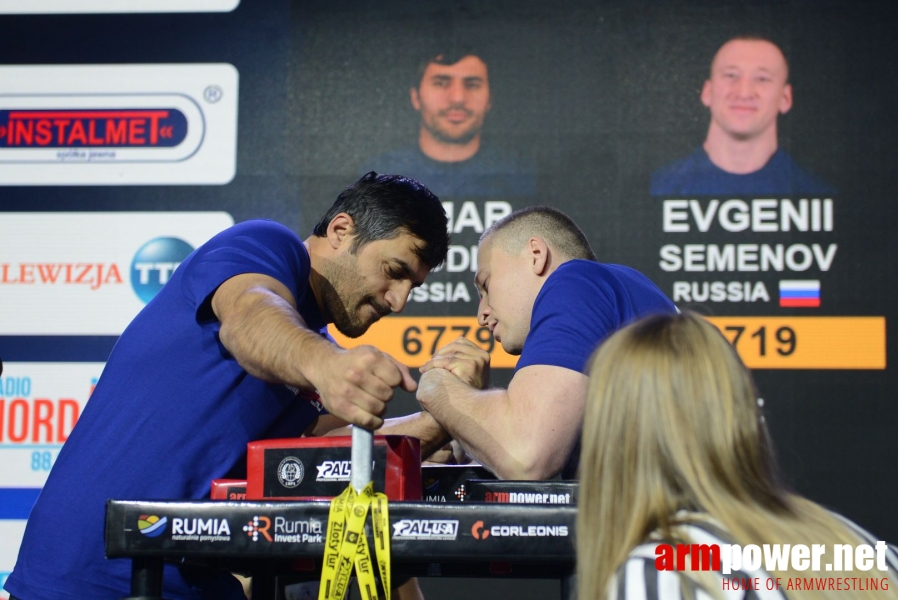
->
[[319, 486, 351, 599], [371, 492, 391, 595], [353, 521, 378, 599], [320, 484, 392, 600]]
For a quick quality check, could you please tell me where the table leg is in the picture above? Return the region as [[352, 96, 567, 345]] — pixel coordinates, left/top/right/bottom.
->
[[121, 556, 168, 600]]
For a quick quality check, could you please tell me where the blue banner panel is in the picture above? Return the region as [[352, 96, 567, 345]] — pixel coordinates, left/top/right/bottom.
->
[[0, 336, 117, 363]]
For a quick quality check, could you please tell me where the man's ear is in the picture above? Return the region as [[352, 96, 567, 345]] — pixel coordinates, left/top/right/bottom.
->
[[779, 83, 793, 115], [527, 236, 551, 276], [410, 86, 421, 111], [326, 213, 355, 251], [700, 80, 713, 108]]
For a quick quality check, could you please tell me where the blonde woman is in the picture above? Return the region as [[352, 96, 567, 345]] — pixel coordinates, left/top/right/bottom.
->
[[577, 312, 897, 599]]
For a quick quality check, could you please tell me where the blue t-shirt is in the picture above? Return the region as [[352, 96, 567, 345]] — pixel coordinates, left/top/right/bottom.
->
[[360, 144, 535, 199], [650, 147, 836, 197], [516, 260, 676, 374], [6, 220, 328, 600]]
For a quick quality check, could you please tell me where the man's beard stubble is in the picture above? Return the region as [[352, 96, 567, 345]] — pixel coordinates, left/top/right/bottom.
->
[[425, 109, 483, 146], [316, 257, 391, 339]]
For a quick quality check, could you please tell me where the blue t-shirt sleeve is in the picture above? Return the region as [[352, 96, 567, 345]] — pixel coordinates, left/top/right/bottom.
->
[[177, 220, 310, 322], [516, 266, 617, 374]]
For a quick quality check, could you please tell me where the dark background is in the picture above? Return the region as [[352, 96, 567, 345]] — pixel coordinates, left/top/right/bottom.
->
[[1, 1, 895, 598], [290, 0, 897, 537]]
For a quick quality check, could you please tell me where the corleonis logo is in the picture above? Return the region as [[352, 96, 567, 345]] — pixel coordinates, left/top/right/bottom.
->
[[0, 109, 188, 148], [137, 514, 168, 537], [471, 520, 568, 539], [471, 520, 489, 540]]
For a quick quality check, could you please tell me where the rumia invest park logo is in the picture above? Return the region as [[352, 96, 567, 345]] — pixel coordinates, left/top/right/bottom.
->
[[244, 515, 273, 542]]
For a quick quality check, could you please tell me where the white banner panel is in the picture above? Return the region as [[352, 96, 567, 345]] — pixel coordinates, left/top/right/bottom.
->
[[0, 362, 105, 599], [0, 362, 104, 486], [0, 64, 238, 184], [0, 0, 240, 14], [0, 212, 234, 334]]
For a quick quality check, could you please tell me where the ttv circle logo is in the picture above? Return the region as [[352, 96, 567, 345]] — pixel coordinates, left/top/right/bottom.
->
[[130, 237, 195, 303]]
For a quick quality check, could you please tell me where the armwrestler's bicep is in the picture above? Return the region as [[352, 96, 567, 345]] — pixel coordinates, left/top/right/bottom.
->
[[507, 364, 588, 477], [210, 272, 297, 323]]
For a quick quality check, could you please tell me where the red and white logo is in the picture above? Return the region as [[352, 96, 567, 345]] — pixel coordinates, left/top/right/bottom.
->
[[0, 212, 233, 335], [0, 64, 237, 185]]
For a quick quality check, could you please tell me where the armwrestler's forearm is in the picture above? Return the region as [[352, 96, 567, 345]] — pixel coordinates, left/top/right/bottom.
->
[[217, 286, 332, 389], [324, 412, 451, 459], [419, 375, 561, 480]]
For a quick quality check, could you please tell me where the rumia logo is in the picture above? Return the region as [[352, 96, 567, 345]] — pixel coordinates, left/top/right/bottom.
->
[[243, 516, 272, 542], [137, 514, 167, 537]]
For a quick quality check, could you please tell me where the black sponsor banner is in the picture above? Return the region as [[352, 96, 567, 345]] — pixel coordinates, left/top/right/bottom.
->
[[262, 446, 389, 498], [106, 499, 575, 561], [421, 464, 495, 503]]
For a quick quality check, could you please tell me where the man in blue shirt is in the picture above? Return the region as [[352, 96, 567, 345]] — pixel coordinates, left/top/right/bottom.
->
[[418, 206, 676, 479], [651, 36, 834, 197], [5, 172, 449, 600], [360, 47, 534, 200]]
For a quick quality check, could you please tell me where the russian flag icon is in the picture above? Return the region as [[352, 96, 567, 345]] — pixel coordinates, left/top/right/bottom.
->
[[779, 280, 820, 307]]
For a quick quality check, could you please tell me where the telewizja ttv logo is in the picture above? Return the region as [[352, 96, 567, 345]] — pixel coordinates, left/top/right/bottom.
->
[[130, 237, 194, 303]]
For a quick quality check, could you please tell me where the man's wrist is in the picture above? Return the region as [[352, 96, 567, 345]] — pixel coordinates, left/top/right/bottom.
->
[[289, 328, 334, 389], [415, 411, 452, 459]]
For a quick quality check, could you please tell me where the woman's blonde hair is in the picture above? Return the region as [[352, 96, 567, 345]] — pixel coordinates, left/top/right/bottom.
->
[[577, 312, 895, 599]]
